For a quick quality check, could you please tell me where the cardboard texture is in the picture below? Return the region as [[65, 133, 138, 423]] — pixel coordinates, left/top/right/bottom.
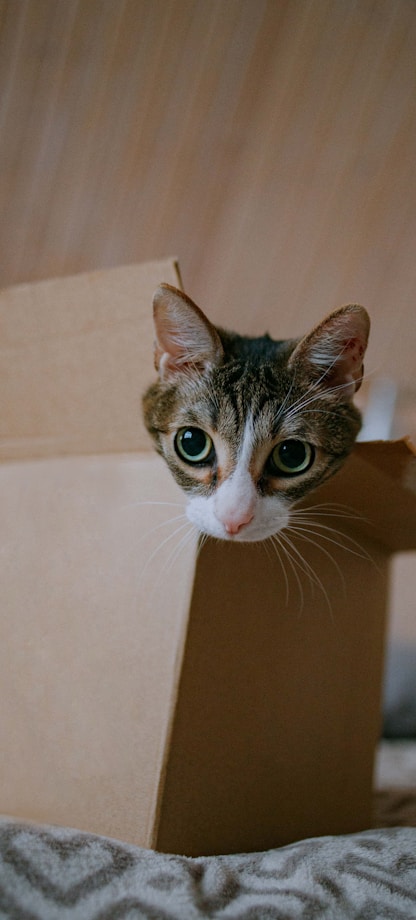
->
[[1, 260, 416, 857]]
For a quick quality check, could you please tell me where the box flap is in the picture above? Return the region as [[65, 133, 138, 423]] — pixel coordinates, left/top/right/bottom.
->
[[0, 259, 181, 460], [156, 531, 389, 854], [0, 452, 197, 845], [303, 438, 416, 552], [1, 260, 414, 549]]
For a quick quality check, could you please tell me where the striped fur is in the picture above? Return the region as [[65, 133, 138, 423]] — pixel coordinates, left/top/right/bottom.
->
[[143, 286, 370, 542]]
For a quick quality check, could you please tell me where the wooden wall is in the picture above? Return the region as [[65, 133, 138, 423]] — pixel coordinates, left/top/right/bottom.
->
[[0, 0, 415, 431]]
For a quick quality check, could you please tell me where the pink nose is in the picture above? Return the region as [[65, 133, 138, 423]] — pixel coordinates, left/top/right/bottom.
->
[[223, 512, 254, 535]]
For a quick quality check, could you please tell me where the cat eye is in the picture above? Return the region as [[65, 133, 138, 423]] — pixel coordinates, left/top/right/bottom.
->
[[174, 427, 214, 465], [268, 439, 315, 477]]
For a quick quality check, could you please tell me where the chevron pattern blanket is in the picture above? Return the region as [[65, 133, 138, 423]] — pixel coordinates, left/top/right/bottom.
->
[[0, 817, 415, 919]]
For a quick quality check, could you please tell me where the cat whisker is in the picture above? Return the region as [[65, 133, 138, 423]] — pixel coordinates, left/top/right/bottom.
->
[[285, 524, 347, 597], [288, 514, 375, 566], [284, 359, 367, 423], [293, 501, 367, 523], [277, 529, 334, 617], [197, 531, 211, 556], [270, 532, 306, 613], [261, 537, 274, 564], [298, 408, 349, 419], [265, 534, 290, 605], [297, 528, 376, 571], [274, 377, 296, 425], [134, 512, 189, 545], [281, 359, 337, 419], [139, 517, 190, 578], [284, 379, 357, 423], [161, 521, 198, 579]]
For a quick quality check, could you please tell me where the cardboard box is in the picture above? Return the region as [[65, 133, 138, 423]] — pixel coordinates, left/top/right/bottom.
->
[[1, 260, 415, 856]]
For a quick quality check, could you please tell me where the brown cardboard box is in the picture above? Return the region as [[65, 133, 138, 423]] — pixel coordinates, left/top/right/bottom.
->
[[1, 260, 415, 857]]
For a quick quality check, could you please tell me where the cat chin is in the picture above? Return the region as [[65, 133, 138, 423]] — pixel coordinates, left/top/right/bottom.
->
[[185, 495, 290, 543]]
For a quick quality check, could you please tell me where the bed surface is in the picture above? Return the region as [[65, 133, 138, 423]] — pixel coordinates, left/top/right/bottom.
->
[[1, 742, 416, 920]]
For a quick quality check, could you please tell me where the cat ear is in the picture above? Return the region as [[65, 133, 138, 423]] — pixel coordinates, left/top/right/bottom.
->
[[288, 304, 370, 399], [152, 283, 223, 380]]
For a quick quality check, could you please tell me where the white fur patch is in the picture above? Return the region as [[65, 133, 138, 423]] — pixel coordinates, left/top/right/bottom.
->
[[186, 416, 290, 541]]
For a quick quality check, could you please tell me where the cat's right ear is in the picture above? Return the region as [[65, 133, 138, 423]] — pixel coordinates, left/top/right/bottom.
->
[[288, 304, 370, 399], [152, 284, 223, 380]]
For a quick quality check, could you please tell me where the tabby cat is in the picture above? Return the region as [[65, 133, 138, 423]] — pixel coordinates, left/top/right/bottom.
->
[[143, 284, 370, 543]]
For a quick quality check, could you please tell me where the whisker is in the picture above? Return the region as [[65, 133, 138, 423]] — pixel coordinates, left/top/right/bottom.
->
[[281, 358, 341, 418], [139, 518, 190, 578], [274, 377, 297, 425], [284, 378, 357, 421], [266, 534, 290, 605], [288, 518, 375, 566], [296, 408, 347, 419], [283, 355, 368, 423], [271, 532, 305, 613], [285, 524, 346, 598], [135, 512, 188, 545], [279, 530, 334, 617], [197, 531, 210, 556], [293, 501, 363, 520], [162, 522, 197, 577], [292, 502, 372, 532]]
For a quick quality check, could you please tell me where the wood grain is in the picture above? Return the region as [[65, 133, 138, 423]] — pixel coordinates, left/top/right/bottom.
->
[[0, 0, 415, 406]]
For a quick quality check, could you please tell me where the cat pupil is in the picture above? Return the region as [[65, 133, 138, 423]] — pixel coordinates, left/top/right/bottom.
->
[[175, 427, 213, 464], [280, 440, 307, 467], [270, 440, 314, 476]]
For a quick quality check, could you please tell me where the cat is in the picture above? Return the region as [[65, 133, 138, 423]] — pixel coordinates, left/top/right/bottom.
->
[[143, 284, 370, 544]]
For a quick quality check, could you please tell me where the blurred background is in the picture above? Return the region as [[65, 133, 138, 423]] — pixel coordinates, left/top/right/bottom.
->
[[0, 0, 415, 708], [1, 0, 415, 422]]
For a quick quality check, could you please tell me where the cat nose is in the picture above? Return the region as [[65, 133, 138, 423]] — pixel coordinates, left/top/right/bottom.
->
[[223, 511, 254, 535]]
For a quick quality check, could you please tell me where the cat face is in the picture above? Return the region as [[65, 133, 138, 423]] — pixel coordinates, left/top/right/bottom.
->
[[143, 285, 370, 543]]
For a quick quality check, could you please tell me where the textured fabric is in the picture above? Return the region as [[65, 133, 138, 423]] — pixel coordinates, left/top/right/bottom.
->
[[0, 818, 416, 919]]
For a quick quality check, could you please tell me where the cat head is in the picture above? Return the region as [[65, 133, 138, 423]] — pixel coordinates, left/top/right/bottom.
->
[[143, 284, 370, 542]]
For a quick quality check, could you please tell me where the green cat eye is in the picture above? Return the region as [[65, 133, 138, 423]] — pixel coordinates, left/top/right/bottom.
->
[[268, 439, 314, 476], [174, 427, 214, 464]]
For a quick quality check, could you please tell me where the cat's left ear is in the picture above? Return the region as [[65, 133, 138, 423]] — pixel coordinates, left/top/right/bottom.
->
[[288, 304, 370, 398], [152, 283, 223, 380]]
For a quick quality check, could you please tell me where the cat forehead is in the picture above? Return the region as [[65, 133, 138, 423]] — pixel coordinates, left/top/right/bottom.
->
[[179, 356, 292, 408], [174, 374, 311, 442]]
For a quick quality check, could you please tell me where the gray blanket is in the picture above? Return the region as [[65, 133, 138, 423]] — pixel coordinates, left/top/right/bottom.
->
[[0, 818, 416, 919]]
